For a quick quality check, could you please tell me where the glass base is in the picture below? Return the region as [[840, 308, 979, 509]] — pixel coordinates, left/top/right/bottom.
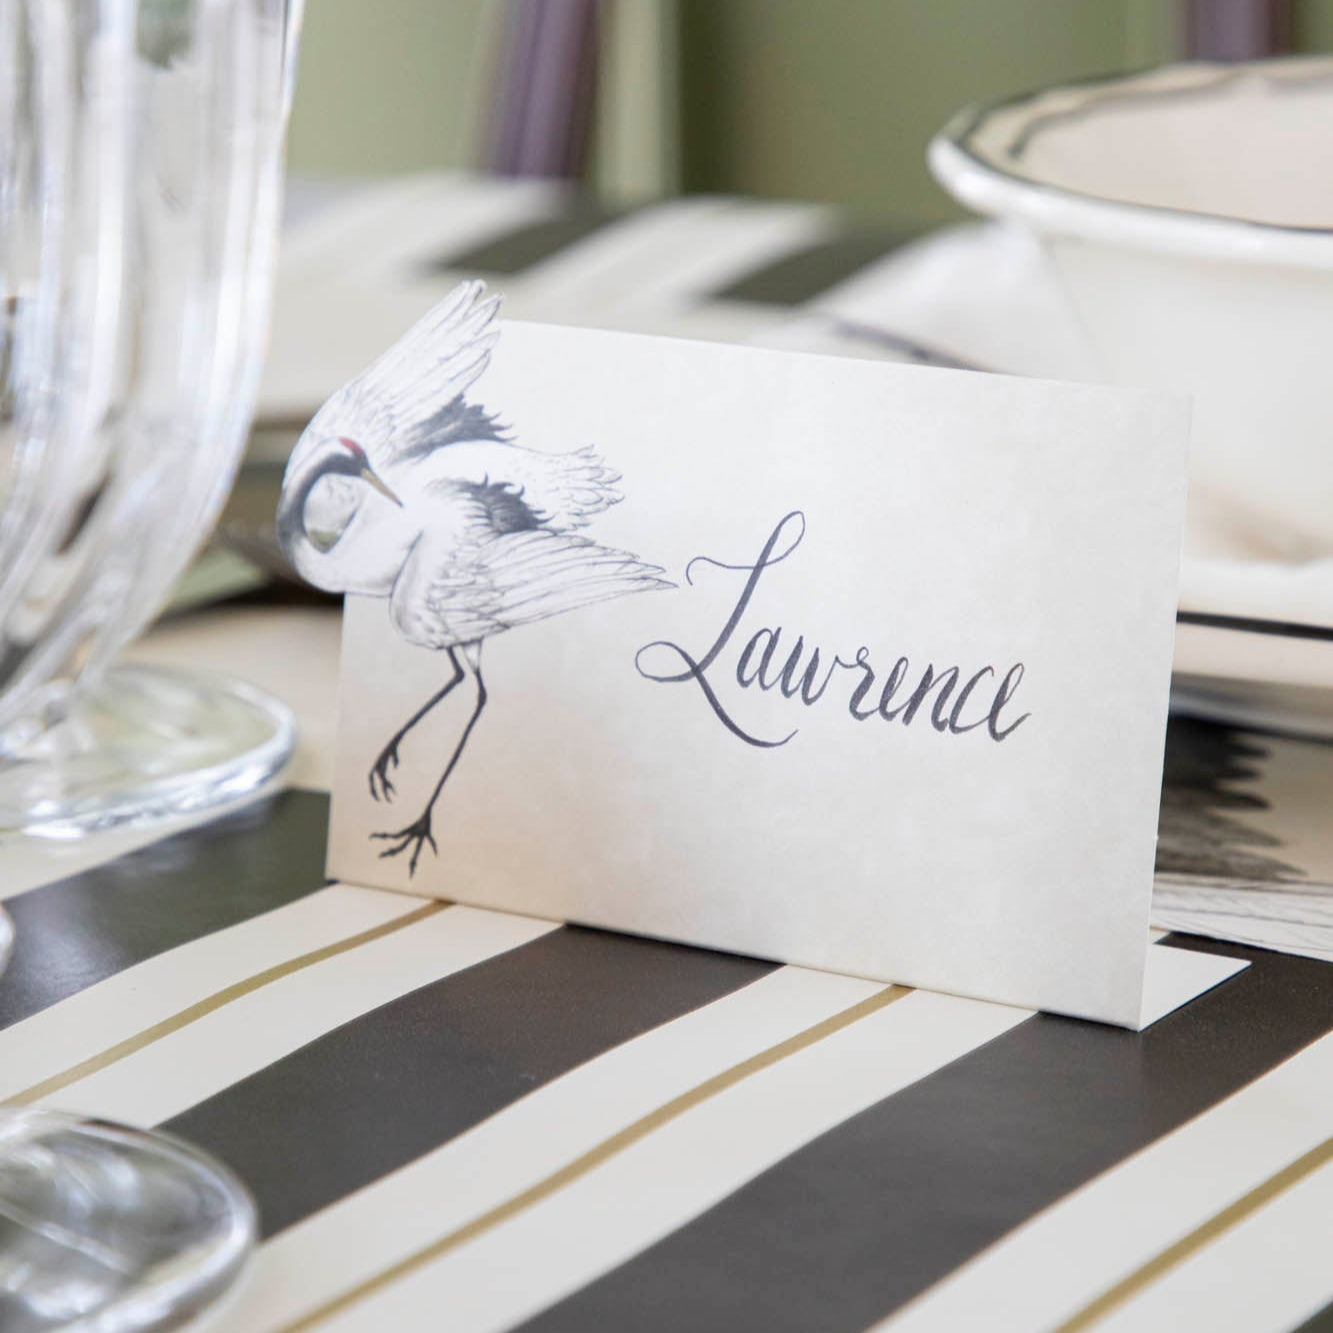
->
[[0, 1111, 255, 1333], [0, 664, 294, 838]]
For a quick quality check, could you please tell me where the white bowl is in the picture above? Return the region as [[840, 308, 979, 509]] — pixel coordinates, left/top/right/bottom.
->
[[929, 57, 1333, 556]]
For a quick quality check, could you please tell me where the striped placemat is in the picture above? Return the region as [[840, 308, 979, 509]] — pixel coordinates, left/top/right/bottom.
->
[[258, 177, 936, 428], [2, 789, 1331, 1333]]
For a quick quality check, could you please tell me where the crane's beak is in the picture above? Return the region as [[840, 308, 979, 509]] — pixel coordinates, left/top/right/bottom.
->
[[359, 465, 403, 507]]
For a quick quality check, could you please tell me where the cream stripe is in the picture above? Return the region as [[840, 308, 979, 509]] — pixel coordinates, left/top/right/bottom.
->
[[266, 178, 564, 422], [0, 885, 416, 1100], [275, 174, 561, 283], [1088, 1156, 1333, 1333], [233, 963, 884, 1333], [4, 901, 446, 1108], [307, 989, 1030, 1333], [39, 905, 561, 1124], [875, 1029, 1333, 1333], [237, 947, 1236, 1333], [1055, 1140, 1333, 1333], [274, 984, 911, 1333], [515, 197, 835, 307]]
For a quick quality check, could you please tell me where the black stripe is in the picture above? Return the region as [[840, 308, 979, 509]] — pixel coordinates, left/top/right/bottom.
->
[[517, 937, 1333, 1333], [161, 924, 775, 1239], [1294, 1297, 1333, 1333], [0, 790, 329, 1032], [427, 204, 628, 276], [710, 230, 921, 306], [1177, 610, 1333, 642]]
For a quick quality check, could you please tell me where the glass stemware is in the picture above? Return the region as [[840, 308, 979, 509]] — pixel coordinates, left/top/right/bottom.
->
[[0, 2, 303, 1326], [0, 1110, 256, 1333], [0, 0, 301, 835]]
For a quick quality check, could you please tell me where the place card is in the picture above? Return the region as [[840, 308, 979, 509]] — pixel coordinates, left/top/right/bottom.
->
[[285, 282, 1194, 1025]]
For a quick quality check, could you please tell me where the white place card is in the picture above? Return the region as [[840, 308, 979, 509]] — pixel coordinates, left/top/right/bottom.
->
[[285, 284, 1193, 1025]]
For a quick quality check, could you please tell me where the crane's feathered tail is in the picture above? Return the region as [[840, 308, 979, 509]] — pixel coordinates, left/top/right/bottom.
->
[[483, 530, 674, 628], [391, 524, 674, 650]]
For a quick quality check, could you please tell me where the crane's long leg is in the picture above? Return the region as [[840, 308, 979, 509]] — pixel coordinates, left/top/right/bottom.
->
[[373, 643, 487, 875], [369, 648, 465, 801]]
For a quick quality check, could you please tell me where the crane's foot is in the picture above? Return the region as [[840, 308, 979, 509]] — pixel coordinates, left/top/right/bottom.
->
[[368, 739, 401, 802], [372, 810, 437, 876]]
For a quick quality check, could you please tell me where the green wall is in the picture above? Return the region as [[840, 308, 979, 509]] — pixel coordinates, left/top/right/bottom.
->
[[677, 0, 1179, 224], [1295, 0, 1333, 45], [287, 0, 496, 175]]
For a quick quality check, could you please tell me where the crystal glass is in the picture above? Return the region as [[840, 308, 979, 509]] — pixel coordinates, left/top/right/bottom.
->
[[0, 1111, 255, 1333], [0, 0, 302, 835], [0, 1, 303, 1325]]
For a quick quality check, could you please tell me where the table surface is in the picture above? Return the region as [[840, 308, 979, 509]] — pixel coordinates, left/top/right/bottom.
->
[[2, 176, 1332, 1333], [0, 601, 1327, 1333]]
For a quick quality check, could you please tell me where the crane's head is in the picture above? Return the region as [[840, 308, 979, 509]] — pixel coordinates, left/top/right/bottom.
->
[[276, 432, 405, 593], [334, 438, 402, 507]]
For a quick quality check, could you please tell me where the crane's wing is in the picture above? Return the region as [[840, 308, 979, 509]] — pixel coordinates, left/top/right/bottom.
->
[[306, 280, 503, 466], [388, 491, 673, 651]]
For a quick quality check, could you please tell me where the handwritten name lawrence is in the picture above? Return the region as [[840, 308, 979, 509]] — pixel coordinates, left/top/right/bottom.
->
[[635, 511, 1030, 748]]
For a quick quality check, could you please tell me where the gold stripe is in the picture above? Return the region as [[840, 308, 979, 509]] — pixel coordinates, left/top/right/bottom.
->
[[277, 981, 914, 1333], [1054, 1135, 1333, 1333], [4, 900, 448, 1108]]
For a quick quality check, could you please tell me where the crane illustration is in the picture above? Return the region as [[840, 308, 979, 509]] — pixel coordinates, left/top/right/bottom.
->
[[277, 281, 671, 873]]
